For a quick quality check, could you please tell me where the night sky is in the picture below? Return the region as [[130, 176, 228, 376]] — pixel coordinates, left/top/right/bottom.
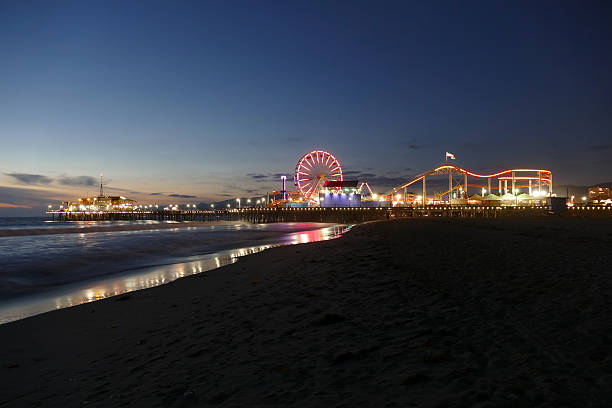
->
[[1, 1, 611, 214]]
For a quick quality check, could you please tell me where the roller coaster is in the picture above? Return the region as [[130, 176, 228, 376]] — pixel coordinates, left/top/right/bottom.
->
[[389, 164, 553, 205]]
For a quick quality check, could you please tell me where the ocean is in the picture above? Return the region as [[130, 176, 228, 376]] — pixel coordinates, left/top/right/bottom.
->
[[0, 217, 349, 323]]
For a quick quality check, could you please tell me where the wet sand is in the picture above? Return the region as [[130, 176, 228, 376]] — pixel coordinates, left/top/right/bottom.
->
[[1, 218, 612, 407]]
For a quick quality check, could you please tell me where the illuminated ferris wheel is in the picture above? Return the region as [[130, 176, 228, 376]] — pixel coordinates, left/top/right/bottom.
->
[[294, 150, 343, 199]]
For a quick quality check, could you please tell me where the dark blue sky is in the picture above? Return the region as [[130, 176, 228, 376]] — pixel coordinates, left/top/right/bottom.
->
[[1, 1, 611, 213]]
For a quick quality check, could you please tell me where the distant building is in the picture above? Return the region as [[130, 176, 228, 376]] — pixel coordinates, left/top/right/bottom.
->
[[589, 186, 612, 202]]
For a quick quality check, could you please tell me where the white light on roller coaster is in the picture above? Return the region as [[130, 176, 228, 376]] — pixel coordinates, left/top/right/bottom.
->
[[372, 193, 378, 199], [48, 205, 52, 208], [582, 196, 587, 201], [416, 195, 422, 201], [396, 194, 401, 200], [379, 197, 385, 202], [120, 196, 126, 200], [482, 188, 487, 195]]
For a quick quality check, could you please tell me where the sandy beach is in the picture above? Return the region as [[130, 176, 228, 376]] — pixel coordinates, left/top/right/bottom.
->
[[1, 217, 612, 407]]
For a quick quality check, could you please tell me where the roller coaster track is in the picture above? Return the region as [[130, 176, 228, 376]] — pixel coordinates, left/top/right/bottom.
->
[[434, 183, 464, 199], [388, 164, 553, 196]]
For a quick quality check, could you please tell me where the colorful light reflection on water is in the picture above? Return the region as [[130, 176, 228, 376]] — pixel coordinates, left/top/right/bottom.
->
[[0, 224, 349, 324]]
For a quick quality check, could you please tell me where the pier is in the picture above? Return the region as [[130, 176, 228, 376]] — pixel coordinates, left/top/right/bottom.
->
[[44, 205, 612, 223]]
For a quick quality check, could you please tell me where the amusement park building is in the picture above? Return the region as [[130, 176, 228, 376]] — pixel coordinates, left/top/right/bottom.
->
[[319, 180, 361, 207]]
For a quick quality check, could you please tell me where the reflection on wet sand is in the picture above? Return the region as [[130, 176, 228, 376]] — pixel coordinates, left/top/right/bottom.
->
[[0, 225, 349, 324]]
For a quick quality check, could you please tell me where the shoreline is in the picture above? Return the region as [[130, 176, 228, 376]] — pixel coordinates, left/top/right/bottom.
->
[[0, 223, 350, 324], [2, 218, 612, 406], [0, 220, 249, 237]]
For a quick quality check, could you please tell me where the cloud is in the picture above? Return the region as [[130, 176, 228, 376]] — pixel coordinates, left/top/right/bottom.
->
[[247, 173, 268, 180], [589, 144, 612, 151], [5, 173, 53, 185], [359, 173, 377, 178], [246, 173, 290, 182], [57, 175, 97, 186], [344, 171, 361, 175], [149, 192, 164, 196], [0, 203, 32, 208], [168, 194, 197, 198], [0, 186, 56, 215], [400, 141, 421, 150]]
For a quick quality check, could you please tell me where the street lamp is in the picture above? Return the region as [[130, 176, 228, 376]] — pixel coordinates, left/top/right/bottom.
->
[[236, 198, 241, 208], [210, 204, 215, 209]]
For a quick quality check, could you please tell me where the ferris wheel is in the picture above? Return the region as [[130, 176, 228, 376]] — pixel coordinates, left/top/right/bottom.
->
[[294, 150, 343, 199]]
